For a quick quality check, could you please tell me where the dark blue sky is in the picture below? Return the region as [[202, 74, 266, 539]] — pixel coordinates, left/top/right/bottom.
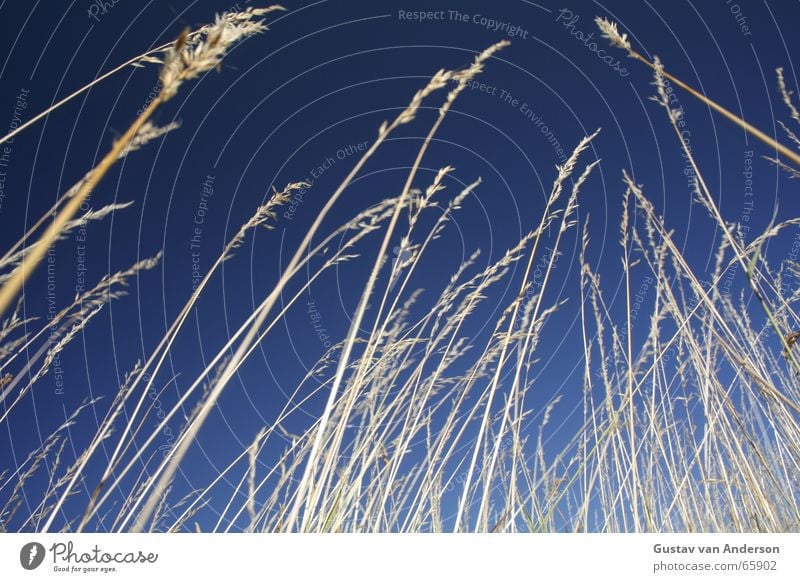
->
[[1, 0, 799, 531]]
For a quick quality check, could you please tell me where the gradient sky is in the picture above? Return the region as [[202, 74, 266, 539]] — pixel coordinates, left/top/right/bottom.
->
[[1, 0, 799, 531]]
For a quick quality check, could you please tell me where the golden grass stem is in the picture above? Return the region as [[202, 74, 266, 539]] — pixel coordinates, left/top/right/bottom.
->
[[0, 96, 162, 319]]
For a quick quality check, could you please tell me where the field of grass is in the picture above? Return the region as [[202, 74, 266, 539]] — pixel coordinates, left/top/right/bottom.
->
[[1, 7, 799, 533]]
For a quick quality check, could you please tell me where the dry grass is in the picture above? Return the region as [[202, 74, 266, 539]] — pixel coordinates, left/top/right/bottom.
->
[[1, 8, 799, 533]]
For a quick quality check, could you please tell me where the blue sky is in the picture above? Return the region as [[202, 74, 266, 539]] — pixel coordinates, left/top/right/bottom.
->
[[1, 0, 799, 531]]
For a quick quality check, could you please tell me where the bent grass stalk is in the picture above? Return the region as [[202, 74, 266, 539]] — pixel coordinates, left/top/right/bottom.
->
[[595, 17, 800, 169], [0, 7, 287, 148], [0, 7, 280, 318]]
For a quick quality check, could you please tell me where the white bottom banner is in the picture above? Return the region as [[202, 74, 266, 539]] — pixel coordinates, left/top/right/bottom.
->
[[2, 534, 798, 580]]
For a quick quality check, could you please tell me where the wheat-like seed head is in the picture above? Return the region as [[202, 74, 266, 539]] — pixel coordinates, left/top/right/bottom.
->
[[159, 6, 284, 101], [595, 17, 632, 54], [776, 67, 800, 126], [649, 56, 683, 124], [122, 121, 181, 157], [445, 41, 510, 112]]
